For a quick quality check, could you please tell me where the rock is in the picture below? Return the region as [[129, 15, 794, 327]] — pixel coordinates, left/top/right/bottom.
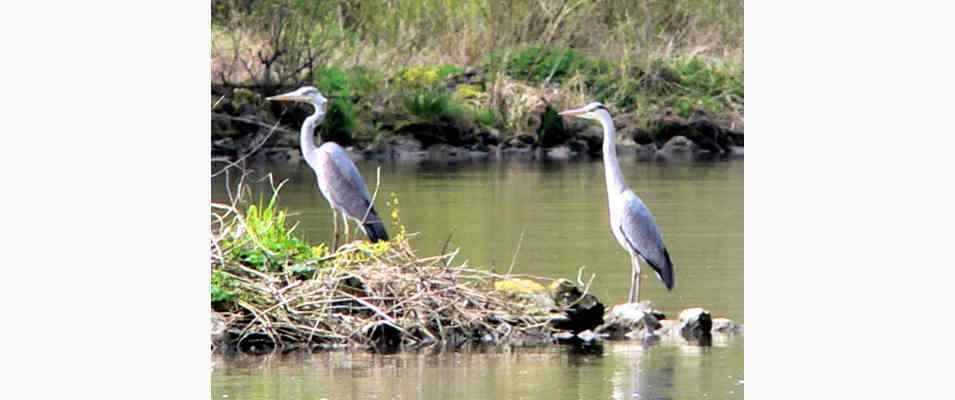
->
[[478, 129, 502, 146], [544, 145, 573, 160], [576, 126, 604, 156], [711, 317, 742, 334], [728, 145, 744, 158], [677, 308, 713, 341], [553, 331, 575, 341], [368, 322, 402, 350], [576, 330, 598, 342], [494, 278, 557, 310], [515, 133, 536, 146], [391, 136, 423, 153], [549, 279, 604, 333], [567, 139, 589, 154], [426, 144, 468, 161], [635, 143, 658, 161], [596, 302, 663, 340], [660, 135, 697, 154]]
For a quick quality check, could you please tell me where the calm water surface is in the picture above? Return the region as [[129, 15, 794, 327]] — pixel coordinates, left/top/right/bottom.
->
[[211, 156, 743, 399]]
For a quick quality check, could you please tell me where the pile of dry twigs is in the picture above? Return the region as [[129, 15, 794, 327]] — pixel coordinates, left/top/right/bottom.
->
[[210, 171, 587, 352], [212, 238, 575, 351]]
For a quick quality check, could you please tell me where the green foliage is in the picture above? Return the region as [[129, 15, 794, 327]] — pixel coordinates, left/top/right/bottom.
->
[[436, 64, 465, 78], [400, 85, 498, 130], [537, 106, 568, 147], [211, 270, 239, 303], [401, 86, 467, 124], [488, 46, 589, 83], [224, 191, 314, 272], [658, 57, 743, 99], [314, 66, 382, 99], [395, 65, 464, 88], [473, 108, 497, 128], [319, 98, 357, 145]]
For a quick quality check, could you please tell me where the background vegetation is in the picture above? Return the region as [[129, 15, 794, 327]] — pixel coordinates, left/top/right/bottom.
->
[[212, 0, 743, 150]]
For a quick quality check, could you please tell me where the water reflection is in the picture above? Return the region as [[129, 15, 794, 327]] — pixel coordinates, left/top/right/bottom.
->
[[633, 350, 676, 400], [213, 337, 743, 399]]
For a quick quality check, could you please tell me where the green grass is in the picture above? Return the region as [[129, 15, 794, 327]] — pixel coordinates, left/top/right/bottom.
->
[[487, 46, 589, 83]]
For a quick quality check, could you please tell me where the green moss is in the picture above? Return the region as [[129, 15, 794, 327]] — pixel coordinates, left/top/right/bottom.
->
[[454, 84, 483, 99], [495, 278, 547, 294]]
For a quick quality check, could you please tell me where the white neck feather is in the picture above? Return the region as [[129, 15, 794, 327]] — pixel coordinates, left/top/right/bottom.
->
[[597, 110, 626, 197], [301, 106, 325, 169]]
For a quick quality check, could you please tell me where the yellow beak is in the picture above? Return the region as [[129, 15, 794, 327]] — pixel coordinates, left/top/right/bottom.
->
[[266, 93, 307, 103], [558, 106, 589, 118]]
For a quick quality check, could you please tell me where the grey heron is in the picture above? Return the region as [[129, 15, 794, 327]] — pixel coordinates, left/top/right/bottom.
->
[[267, 86, 388, 244], [559, 102, 674, 303]]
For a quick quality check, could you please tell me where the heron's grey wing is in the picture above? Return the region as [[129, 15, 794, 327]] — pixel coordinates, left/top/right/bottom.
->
[[317, 143, 377, 221], [618, 190, 675, 289]]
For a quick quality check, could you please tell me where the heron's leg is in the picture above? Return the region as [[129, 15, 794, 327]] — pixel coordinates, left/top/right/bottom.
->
[[342, 212, 351, 243], [331, 207, 340, 250], [629, 255, 642, 303]]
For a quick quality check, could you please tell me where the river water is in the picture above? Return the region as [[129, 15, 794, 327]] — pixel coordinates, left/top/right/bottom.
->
[[211, 155, 743, 399]]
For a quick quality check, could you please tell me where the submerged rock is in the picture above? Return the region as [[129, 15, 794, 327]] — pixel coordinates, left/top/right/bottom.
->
[[549, 279, 604, 333], [634, 143, 658, 161], [677, 308, 713, 341], [711, 317, 743, 334], [576, 330, 599, 342], [596, 301, 665, 340], [544, 145, 573, 160], [659, 135, 698, 155]]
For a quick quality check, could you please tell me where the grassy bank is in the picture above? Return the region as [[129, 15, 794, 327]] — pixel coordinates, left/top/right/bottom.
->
[[211, 178, 603, 352], [211, 0, 743, 155]]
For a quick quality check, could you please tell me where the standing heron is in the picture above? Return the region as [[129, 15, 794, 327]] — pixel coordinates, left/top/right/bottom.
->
[[267, 86, 388, 244], [559, 102, 674, 303]]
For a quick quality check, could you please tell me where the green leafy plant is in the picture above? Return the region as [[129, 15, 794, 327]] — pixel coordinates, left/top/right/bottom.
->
[[224, 187, 314, 272], [211, 270, 239, 303]]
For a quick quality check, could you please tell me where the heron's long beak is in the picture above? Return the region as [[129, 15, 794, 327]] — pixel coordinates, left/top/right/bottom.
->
[[558, 106, 588, 117], [266, 93, 307, 103]]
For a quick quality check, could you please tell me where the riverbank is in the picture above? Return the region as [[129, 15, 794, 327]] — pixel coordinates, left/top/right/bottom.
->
[[212, 58, 743, 164], [212, 0, 743, 164]]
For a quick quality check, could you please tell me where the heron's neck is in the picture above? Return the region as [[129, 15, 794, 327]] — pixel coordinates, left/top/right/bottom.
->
[[301, 107, 325, 168], [598, 112, 626, 196]]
